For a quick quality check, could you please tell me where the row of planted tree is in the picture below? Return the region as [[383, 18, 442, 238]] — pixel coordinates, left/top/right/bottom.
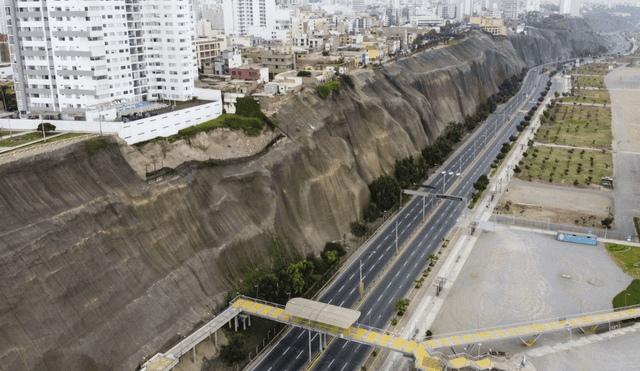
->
[[350, 68, 529, 236]]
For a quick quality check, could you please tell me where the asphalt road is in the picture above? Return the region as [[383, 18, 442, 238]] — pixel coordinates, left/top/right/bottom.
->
[[252, 38, 631, 371]]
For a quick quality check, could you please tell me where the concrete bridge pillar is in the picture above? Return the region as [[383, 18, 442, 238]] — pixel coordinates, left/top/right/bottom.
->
[[234, 316, 238, 332], [215, 330, 218, 347], [319, 333, 323, 352], [192, 346, 196, 361]]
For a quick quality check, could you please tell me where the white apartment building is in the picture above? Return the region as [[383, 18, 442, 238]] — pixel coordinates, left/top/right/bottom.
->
[[502, 0, 518, 20], [6, 0, 198, 117], [222, 0, 277, 36]]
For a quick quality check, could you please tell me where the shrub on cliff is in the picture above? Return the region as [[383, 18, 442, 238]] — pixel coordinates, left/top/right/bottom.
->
[[297, 71, 312, 77], [340, 74, 355, 89], [317, 80, 341, 98]]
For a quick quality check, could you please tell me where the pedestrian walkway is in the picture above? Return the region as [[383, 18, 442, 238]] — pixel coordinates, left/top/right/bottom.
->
[[523, 322, 640, 359]]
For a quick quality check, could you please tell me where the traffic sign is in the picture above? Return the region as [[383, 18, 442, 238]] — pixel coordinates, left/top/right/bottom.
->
[[435, 194, 464, 202]]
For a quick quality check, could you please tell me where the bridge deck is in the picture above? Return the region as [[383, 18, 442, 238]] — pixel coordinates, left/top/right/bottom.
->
[[427, 306, 640, 351], [141, 297, 640, 371]]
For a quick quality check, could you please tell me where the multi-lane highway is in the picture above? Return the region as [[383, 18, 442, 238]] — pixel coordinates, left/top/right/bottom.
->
[[252, 65, 550, 371], [252, 37, 631, 371]]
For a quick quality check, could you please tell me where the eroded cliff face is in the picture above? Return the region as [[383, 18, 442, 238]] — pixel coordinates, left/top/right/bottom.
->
[[0, 30, 609, 371]]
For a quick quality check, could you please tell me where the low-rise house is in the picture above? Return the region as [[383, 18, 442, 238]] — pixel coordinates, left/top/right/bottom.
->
[[213, 47, 242, 76], [229, 65, 269, 84], [263, 71, 303, 95], [469, 16, 507, 35], [196, 37, 226, 72]]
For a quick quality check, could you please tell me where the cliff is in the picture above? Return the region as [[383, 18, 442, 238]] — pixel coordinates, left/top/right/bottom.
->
[[0, 30, 609, 371]]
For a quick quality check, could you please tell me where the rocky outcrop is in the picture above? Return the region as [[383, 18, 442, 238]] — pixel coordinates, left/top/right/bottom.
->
[[0, 30, 610, 371]]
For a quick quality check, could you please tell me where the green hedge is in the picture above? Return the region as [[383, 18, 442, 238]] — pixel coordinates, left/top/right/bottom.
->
[[317, 81, 341, 98], [177, 114, 263, 138]]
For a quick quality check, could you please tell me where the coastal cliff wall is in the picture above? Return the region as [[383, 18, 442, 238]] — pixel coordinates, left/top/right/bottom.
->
[[0, 30, 609, 371]]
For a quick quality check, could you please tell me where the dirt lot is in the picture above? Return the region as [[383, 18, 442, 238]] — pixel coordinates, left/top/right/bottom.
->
[[430, 228, 635, 364], [495, 180, 613, 228]]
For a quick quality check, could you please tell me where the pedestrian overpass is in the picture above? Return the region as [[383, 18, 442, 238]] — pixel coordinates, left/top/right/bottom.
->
[[140, 296, 640, 371]]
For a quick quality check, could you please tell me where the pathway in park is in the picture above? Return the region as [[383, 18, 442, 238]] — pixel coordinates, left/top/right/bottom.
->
[[605, 67, 640, 239]]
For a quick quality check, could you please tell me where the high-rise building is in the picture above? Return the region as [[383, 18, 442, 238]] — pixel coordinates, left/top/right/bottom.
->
[[5, 0, 197, 117], [222, 0, 277, 36], [559, 0, 571, 14], [525, 0, 539, 12], [353, 0, 365, 11], [502, 0, 518, 20]]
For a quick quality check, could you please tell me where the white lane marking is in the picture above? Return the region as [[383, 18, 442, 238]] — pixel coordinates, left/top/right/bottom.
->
[[298, 332, 304, 339], [341, 364, 348, 371], [378, 255, 383, 261], [384, 235, 389, 241], [395, 271, 400, 277], [283, 347, 290, 355], [349, 274, 355, 280], [338, 286, 344, 292], [377, 295, 382, 301], [296, 351, 303, 359], [402, 260, 408, 267], [340, 301, 345, 306], [387, 282, 392, 288], [349, 287, 356, 295], [329, 360, 334, 367]]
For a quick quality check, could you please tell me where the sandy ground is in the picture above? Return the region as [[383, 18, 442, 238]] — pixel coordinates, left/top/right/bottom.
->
[[430, 228, 634, 363], [495, 180, 613, 228], [119, 127, 279, 178]]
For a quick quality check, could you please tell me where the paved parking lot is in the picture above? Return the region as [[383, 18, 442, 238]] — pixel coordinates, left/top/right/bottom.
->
[[429, 228, 637, 367]]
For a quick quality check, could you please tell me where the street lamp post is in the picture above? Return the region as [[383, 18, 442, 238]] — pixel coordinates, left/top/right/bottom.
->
[[359, 251, 377, 296], [395, 221, 399, 254], [478, 343, 482, 357], [441, 171, 447, 193]]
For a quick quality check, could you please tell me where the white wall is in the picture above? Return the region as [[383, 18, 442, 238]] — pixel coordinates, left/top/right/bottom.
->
[[120, 101, 223, 144], [0, 101, 223, 145]]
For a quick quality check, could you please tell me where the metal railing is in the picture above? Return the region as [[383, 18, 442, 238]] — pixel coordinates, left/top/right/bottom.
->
[[425, 303, 640, 346], [490, 214, 633, 242]]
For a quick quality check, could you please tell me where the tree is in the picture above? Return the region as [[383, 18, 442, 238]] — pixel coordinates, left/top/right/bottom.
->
[[369, 175, 401, 211], [286, 260, 314, 295], [37, 122, 56, 132], [322, 242, 346, 265], [219, 333, 246, 366], [601, 216, 614, 229], [473, 174, 490, 191], [394, 298, 410, 316], [350, 222, 367, 237]]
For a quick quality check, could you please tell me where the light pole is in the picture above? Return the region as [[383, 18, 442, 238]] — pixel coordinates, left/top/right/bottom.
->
[[395, 221, 399, 254], [478, 343, 481, 357], [422, 196, 425, 220], [358, 250, 378, 296], [441, 171, 446, 193]]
